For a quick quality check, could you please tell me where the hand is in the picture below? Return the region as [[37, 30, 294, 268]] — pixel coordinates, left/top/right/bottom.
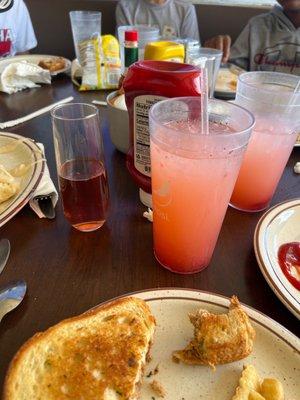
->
[[204, 35, 231, 63]]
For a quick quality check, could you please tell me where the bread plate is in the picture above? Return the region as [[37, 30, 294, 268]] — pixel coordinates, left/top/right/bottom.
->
[[214, 63, 245, 100], [0, 54, 71, 76], [108, 288, 299, 399], [254, 199, 300, 320], [0, 132, 45, 227]]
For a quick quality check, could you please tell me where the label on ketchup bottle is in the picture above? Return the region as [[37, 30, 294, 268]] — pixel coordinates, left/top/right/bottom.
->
[[133, 95, 166, 177]]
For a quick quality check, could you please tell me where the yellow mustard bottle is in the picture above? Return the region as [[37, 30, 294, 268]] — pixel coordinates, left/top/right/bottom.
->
[[144, 41, 185, 63]]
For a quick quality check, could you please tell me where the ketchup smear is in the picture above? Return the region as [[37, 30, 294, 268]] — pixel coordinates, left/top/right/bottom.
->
[[278, 242, 300, 291]]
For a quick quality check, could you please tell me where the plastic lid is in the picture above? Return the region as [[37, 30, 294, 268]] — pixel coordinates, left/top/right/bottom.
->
[[144, 41, 185, 61], [139, 189, 153, 208], [125, 30, 138, 42]]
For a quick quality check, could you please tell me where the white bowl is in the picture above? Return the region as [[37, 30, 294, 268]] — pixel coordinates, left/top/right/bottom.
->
[[107, 91, 129, 154]]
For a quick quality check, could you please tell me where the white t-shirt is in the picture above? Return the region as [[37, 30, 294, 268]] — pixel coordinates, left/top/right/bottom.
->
[[0, 0, 37, 57]]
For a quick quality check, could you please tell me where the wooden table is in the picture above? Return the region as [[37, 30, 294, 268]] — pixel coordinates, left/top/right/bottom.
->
[[0, 76, 299, 389]]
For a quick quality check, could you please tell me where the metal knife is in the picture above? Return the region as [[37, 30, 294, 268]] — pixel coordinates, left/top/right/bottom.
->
[[0, 239, 10, 275]]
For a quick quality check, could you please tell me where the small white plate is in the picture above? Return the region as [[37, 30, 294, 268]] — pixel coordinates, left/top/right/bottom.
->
[[0, 132, 45, 227], [214, 64, 242, 100], [254, 199, 300, 319], [101, 289, 300, 399], [0, 54, 71, 76]]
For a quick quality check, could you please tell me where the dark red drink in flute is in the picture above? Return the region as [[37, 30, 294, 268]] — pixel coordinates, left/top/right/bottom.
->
[[52, 103, 109, 232], [59, 159, 109, 232]]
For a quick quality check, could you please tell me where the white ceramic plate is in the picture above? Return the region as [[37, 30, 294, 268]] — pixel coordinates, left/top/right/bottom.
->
[[254, 199, 300, 319], [0, 132, 45, 227], [0, 54, 71, 76], [214, 65, 241, 100], [101, 288, 300, 400]]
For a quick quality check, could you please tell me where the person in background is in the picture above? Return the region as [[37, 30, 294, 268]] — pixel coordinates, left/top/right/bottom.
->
[[0, 0, 37, 57], [116, 0, 200, 41], [206, 0, 300, 75]]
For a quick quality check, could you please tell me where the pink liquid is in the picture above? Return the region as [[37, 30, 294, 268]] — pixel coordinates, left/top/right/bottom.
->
[[151, 120, 246, 274], [231, 121, 298, 212], [59, 160, 109, 232]]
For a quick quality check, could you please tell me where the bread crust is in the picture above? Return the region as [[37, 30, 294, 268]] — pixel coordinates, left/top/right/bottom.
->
[[3, 296, 156, 400]]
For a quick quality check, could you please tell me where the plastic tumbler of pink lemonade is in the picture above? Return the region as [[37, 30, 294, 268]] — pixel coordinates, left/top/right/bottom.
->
[[231, 72, 300, 212], [149, 97, 254, 274]]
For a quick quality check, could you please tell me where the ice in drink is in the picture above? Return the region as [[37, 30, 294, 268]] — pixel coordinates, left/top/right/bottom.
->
[[150, 101, 253, 274], [59, 160, 109, 232], [230, 120, 298, 212]]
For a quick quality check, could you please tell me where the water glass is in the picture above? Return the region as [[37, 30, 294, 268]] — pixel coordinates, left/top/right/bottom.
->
[[188, 47, 223, 97], [69, 11, 102, 64], [118, 25, 159, 71], [51, 103, 109, 232]]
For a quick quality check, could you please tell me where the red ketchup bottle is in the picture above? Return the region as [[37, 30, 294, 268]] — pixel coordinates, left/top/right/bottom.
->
[[123, 60, 201, 207]]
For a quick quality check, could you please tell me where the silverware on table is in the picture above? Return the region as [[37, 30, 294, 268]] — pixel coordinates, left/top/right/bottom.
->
[[0, 238, 10, 275], [35, 195, 55, 219], [0, 281, 27, 322]]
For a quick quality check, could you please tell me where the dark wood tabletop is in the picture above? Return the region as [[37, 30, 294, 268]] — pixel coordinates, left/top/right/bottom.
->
[[0, 75, 299, 389]]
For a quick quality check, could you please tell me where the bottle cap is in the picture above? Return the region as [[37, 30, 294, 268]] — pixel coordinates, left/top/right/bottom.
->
[[125, 30, 138, 42]]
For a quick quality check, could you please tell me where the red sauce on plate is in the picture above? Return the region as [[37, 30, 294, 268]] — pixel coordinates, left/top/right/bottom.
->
[[278, 242, 300, 291]]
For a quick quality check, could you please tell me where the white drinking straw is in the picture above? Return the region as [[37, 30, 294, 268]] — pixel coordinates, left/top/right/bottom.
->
[[200, 67, 209, 135]]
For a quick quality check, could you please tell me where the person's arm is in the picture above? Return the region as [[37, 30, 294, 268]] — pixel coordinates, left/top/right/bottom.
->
[[204, 35, 231, 63], [228, 23, 251, 70], [181, 5, 200, 41], [15, 0, 37, 54]]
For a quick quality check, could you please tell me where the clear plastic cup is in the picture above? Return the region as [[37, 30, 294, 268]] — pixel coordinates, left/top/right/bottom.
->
[[69, 11, 102, 64], [149, 97, 254, 274], [231, 72, 300, 212], [187, 47, 223, 98], [118, 25, 160, 71]]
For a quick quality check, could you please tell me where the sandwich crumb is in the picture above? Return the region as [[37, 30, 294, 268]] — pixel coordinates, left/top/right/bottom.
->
[[146, 364, 160, 378], [150, 380, 166, 398], [154, 364, 159, 375], [172, 354, 180, 363]]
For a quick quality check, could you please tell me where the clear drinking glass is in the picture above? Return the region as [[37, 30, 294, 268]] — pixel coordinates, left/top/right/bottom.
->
[[187, 47, 223, 98], [51, 103, 109, 232], [231, 72, 300, 212], [117, 25, 159, 71], [149, 97, 254, 274], [69, 11, 102, 64]]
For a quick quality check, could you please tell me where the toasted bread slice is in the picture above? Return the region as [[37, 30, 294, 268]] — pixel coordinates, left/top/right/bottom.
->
[[173, 296, 255, 367], [4, 297, 156, 400]]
